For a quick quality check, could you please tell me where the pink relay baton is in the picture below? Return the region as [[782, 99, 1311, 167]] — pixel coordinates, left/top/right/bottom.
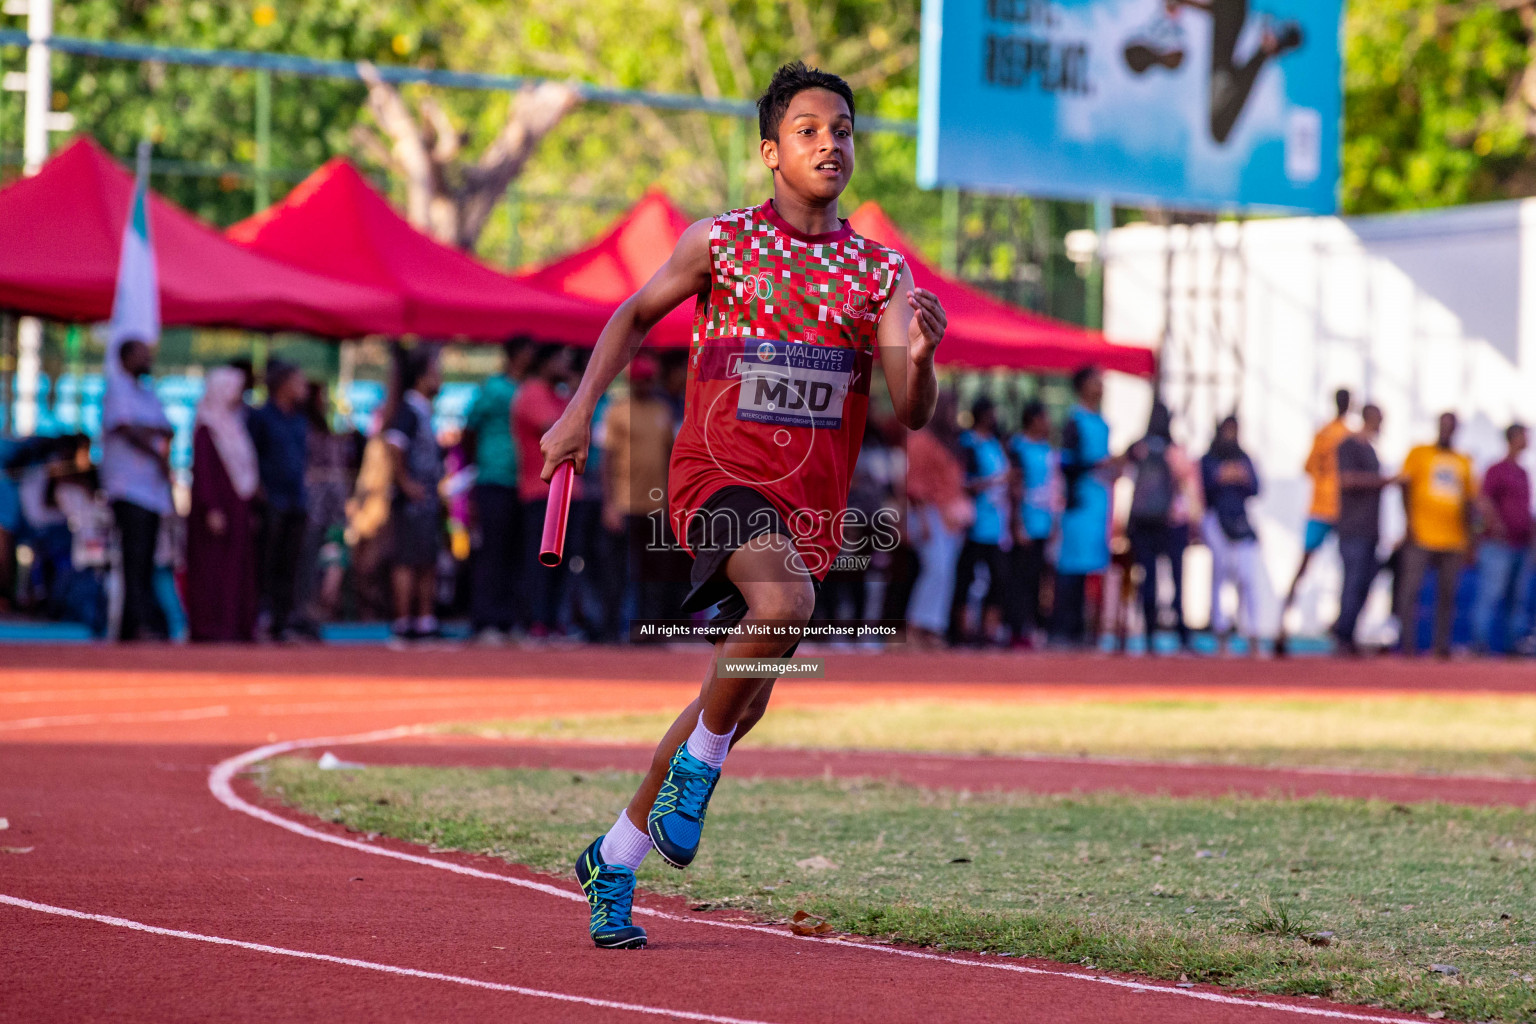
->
[[539, 461, 576, 567]]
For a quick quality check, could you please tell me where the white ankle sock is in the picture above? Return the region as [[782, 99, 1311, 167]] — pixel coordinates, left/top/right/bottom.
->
[[599, 810, 652, 870], [685, 714, 735, 770]]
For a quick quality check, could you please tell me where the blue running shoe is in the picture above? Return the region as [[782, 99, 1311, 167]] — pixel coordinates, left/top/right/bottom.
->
[[574, 836, 647, 949], [647, 743, 721, 869]]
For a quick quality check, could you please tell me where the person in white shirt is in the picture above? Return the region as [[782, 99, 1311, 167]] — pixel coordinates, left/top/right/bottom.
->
[[101, 338, 173, 640]]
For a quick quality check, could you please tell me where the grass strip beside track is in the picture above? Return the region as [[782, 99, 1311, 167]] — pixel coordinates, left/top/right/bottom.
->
[[261, 760, 1536, 1023], [451, 696, 1536, 778]]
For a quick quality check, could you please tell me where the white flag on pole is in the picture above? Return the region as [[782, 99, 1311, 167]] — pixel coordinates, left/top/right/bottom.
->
[[106, 141, 159, 380]]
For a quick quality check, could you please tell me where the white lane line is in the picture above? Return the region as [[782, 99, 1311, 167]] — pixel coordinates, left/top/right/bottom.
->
[[0, 893, 775, 1024], [0, 705, 231, 732], [211, 731, 1428, 1024]]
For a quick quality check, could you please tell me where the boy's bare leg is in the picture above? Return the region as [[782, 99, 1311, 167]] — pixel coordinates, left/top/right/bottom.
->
[[620, 534, 812, 829]]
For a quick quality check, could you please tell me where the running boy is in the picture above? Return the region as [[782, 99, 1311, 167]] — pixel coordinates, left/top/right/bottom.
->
[[538, 61, 947, 949]]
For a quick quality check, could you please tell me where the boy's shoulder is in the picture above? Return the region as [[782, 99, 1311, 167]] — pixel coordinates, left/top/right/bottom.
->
[[709, 202, 905, 266]]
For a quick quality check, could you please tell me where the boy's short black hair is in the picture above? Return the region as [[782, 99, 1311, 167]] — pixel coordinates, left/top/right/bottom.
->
[[395, 344, 437, 393], [529, 343, 566, 374], [757, 61, 855, 142], [503, 334, 533, 363], [265, 358, 301, 393], [1021, 399, 1048, 430], [1070, 364, 1101, 395]]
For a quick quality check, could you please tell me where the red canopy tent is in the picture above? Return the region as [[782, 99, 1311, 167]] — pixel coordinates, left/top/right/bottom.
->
[[520, 191, 1154, 374], [516, 188, 695, 347], [0, 138, 403, 337], [228, 159, 610, 343], [848, 202, 1156, 376]]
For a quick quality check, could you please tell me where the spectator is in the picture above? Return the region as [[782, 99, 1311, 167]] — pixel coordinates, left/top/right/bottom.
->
[[228, 357, 257, 401], [13, 435, 104, 631], [248, 359, 311, 641], [562, 350, 608, 639], [1276, 389, 1353, 655], [101, 337, 173, 641], [1055, 365, 1121, 648], [658, 351, 689, 429], [1398, 412, 1475, 658], [948, 397, 1011, 646], [384, 346, 446, 641], [187, 366, 259, 642], [464, 336, 533, 643], [345, 426, 396, 621], [820, 419, 893, 627], [514, 344, 575, 639], [600, 354, 676, 640], [1472, 423, 1532, 655], [297, 379, 360, 630], [875, 413, 919, 634], [1200, 415, 1262, 655], [1333, 403, 1391, 655], [905, 391, 971, 649], [0, 436, 19, 614], [1006, 399, 1058, 647], [1126, 401, 1201, 652]]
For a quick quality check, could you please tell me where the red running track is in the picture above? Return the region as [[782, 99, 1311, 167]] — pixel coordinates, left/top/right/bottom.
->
[[4, 646, 1518, 1024], [0, 739, 1437, 1024]]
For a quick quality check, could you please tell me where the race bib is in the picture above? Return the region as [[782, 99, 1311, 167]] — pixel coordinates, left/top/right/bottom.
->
[[735, 341, 854, 430]]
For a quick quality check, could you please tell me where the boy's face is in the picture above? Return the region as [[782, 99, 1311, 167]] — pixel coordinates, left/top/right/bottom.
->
[[419, 362, 443, 400], [762, 87, 854, 203], [121, 340, 152, 377], [281, 372, 309, 407]]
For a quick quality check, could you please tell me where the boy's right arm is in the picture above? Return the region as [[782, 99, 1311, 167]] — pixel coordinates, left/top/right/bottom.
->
[[539, 218, 713, 481]]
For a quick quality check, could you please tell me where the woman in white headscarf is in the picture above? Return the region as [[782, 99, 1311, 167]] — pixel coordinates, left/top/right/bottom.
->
[[187, 366, 260, 641]]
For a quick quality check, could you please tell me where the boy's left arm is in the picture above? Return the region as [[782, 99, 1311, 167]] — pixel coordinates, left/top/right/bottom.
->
[[877, 264, 946, 431]]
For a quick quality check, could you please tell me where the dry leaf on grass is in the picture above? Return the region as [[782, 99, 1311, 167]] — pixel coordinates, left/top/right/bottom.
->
[[795, 855, 838, 871], [790, 910, 834, 937]]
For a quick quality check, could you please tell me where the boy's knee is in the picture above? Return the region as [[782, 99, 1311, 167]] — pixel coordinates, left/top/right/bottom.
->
[[752, 580, 815, 627]]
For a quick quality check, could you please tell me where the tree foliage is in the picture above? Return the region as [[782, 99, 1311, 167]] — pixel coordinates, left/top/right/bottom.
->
[[0, 0, 422, 225], [6, 0, 1536, 304], [0, 0, 939, 264], [1343, 0, 1535, 214]]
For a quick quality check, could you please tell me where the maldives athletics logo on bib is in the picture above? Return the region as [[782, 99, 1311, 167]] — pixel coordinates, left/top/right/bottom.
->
[[841, 285, 876, 322]]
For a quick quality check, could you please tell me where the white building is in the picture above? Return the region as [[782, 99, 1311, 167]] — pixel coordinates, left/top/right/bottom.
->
[[1101, 199, 1534, 640]]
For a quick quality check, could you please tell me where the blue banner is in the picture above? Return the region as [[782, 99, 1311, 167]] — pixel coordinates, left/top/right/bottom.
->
[[918, 0, 1342, 212]]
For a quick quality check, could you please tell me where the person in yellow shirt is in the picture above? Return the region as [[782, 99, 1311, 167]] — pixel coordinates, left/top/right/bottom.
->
[[1275, 389, 1352, 657], [1397, 411, 1476, 658]]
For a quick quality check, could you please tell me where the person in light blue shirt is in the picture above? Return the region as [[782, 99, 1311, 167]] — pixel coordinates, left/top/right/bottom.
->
[[1053, 365, 1123, 648], [1007, 400, 1059, 646], [947, 397, 1012, 646]]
